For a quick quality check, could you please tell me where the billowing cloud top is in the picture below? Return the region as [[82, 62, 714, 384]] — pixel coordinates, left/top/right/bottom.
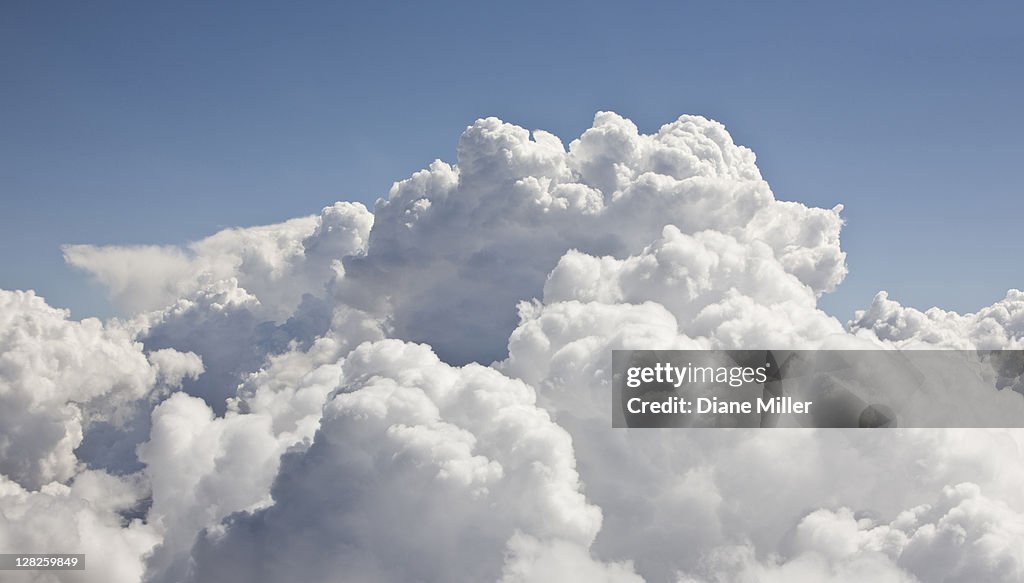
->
[[64, 202, 373, 321], [851, 290, 1024, 350], [0, 290, 201, 489], [342, 113, 846, 363], [0, 112, 1022, 583]]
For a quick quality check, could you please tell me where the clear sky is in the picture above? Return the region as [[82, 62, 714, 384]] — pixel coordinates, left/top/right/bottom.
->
[[2, 1, 1021, 321]]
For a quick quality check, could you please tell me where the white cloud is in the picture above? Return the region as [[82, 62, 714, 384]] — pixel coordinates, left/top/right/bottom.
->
[[61, 244, 196, 316], [0, 471, 159, 583], [675, 543, 916, 583], [338, 112, 846, 364], [2, 112, 1023, 583], [184, 340, 637, 583], [0, 290, 199, 489], [490, 172, 1022, 579], [138, 392, 284, 582], [540, 224, 845, 347], [129, 308, 385, 582], [500, 533, 644, 583], [65, 202, 373, 320], [678, 483, 1024, 583], [851, 290, 1024, 350], [501, 295, 1024, 577], [66, 203, 374, 415]]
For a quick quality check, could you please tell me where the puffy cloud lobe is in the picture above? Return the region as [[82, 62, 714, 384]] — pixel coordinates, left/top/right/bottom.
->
[[148, 348, 205, 389], [0, 290, 199, 489], [851, 290, 1024, 350], [138, 393, 284, 583], [65, 202, 373, 320], [77, 203, 373, 415], [499, 220, 846, 422], [131, 306, 383, 583], [340, 112, 846, 364], [542, 225, 845, 347], [502, 300, 698, 420], [896, 483, 1024, 581], [679, 483, 1024, 583], [500, 533, 644, 583], [850, 290, 1024, 395], [229, 304, 385, 439], [186, 340, 638, 583], [138, 280, 280, 413], [64, 202, 372, 419], [130, 317, 369, 583], [0, 471, 159, 583]]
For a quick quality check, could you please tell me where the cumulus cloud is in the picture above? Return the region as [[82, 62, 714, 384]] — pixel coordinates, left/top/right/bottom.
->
[[495, 227, 1023, 579], [60, 244, 195, 315], [540, 224, 845, 347], [499, 273, 1024, 579], [132, 310, 386, 582], [0, 471, 159, 583], [340, 112, 845, 364], [502, 301, 1020, 577], [138, 392, 283, 582], [0, 290, 200, 489], [851, 290, 1024, 350], [678, 482, 1024, 583], [0, 291, 197, 582], [185, 340, 638, 583], [65, 202, 373, 320], [848, 290, 1024, 397], [64, 203, 372, 414], [2, 112, 1022, 583]]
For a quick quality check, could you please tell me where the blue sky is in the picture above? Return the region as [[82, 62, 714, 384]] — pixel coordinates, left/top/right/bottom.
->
[[2, 1, 1021, 320]]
